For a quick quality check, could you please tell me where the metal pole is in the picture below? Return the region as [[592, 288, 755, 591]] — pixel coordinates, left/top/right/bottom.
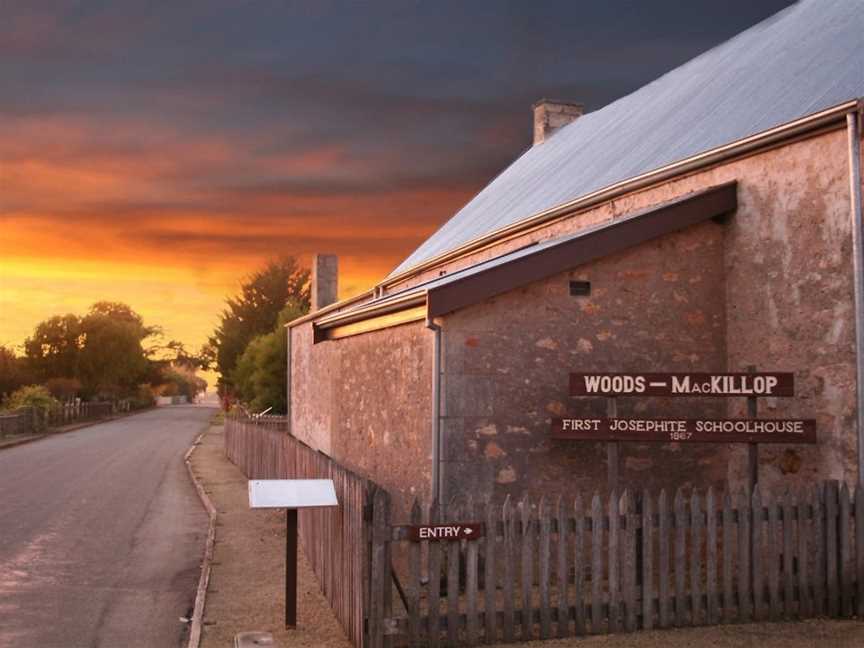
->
[[747, 365, 759, 493], [286, 508, 298, 628], [607, 397, 619, 493], [847, 110, 864, 482], [428, 319, 443, 502]]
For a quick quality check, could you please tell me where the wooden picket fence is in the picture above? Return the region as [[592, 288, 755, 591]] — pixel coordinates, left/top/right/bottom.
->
[[370, 481, 864, 647], [225, 414, 378, 648]]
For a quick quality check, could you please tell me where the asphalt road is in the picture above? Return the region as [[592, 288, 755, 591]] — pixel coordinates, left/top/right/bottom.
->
[[0, 406, 212, 648]]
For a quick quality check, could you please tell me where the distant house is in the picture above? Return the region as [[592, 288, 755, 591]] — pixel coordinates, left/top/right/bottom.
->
[[287, 0, 864, 519]]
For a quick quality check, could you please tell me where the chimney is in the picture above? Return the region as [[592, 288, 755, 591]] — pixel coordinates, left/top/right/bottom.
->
[[311, 254, 338, 311], [532, 99, 584, 145]]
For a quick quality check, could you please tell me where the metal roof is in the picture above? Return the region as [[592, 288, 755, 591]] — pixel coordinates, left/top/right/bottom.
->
[[390, 0, 864, 278]]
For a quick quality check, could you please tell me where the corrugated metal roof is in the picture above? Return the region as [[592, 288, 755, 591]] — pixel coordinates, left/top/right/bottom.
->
[[390, 0, 864, 278]]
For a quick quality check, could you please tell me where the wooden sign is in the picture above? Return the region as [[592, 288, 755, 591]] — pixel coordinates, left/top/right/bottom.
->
[[551, 417, 816, 443], [407, 523, 484, 542], [570, 372, 794, 397]]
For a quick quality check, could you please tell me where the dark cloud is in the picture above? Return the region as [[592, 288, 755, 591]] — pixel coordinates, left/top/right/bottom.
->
[[1, 0, 796, 275]]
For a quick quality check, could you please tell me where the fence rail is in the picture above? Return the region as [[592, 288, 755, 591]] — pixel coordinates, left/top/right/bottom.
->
[[225, 414, 378, 648], [371, 482, 864, 647], [0, 400, 129, 438]]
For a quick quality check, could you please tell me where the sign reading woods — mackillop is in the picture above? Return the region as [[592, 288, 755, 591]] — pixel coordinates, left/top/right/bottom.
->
[[570, 372, 794, 397]]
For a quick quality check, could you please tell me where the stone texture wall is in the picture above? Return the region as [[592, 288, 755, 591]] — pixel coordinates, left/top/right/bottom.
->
[[439, 221, 729, 503], [290, 320, 434, 519]]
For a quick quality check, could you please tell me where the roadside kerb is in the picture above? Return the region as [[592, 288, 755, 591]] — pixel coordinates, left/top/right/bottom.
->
[[185, 426, 218, 648]]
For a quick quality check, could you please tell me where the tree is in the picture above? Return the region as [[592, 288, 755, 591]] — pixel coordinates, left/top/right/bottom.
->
[[24, 314, 84, 382], [78, 309, 150, 398], [209, 257, 309, 394], [232, 303, 304, 414], [22, 302, 157, 399], [0, 346, 30, 398]]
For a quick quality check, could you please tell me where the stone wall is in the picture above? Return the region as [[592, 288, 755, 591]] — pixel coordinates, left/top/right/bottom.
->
[[439, 221, 729, 503], [290, 320, 434, 519]]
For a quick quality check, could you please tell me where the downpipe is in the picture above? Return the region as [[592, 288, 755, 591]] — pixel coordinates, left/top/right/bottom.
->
[[848, 108, 864, 481], [427, 315, 443, 503]]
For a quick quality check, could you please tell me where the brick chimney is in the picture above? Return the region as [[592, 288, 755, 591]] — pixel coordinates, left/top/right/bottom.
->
[[532, 99, 584, 145], [311, 254, 338, 311]]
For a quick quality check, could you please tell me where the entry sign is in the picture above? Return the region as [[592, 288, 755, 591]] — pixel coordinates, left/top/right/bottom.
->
[[408, 523, 485, 542], [570, 372, 794, 398]]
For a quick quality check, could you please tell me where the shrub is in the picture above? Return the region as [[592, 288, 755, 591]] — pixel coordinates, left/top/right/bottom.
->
[[2, 385, 60, 430]]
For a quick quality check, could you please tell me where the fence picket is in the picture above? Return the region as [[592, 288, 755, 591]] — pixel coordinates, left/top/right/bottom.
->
[[839, 482, 852, 618], [642, 489, 655, 630], [658, 490, 671, 628], [428, 500, 442, 648], [408, 499, 422, 644], [752, 486, 765, 621], [782, 490, 795, 619], [466, 497, 480, 645], [826, 481, 839, 617], [737, 489, 752, 622], [767, 490, 781, 621], [591, 494, 603, 633], [674, 489, 687, 627], [623, 490, 637, 632], [814, 483, 826, 616], [484, 498, 497, 644], [690, 490, 702, 626], [447, 499, 461, 645], [502, 497, 516, 643], [706, 487, 718, 625], [608, 490, 621, 633], [573, 495, 587, 636], [539, 497, 552, 639], [369, 488, 390, 648], [555, 497, 570, 638], [798, 487, 811, 618], [520, 497, 534, 641]]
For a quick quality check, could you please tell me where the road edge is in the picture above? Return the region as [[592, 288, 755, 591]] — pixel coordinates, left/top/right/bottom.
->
[[184, 424, 218, 648]]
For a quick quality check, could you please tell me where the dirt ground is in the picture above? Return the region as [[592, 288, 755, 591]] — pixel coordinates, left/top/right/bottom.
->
[[190, 423, 352, 648], [191, 423, 863, 648], [496, 618, 864, 648]]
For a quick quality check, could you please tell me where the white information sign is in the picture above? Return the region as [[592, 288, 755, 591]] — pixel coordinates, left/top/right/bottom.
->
[[248, 479, 338, 509]]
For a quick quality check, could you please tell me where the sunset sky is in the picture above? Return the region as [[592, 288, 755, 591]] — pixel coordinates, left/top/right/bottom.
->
[[1, 0, 794, 374]]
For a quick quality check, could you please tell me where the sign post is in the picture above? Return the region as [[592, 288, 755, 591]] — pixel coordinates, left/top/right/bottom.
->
[[746, 366, 759, 492], [607, 397, 619, 493], [248, 479, 338, 628]]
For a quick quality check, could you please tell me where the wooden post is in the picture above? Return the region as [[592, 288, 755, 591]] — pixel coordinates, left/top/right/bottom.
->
[[607, 398, 619, 494], [747, 366, 759, 493], [286, 508, 298, 628]]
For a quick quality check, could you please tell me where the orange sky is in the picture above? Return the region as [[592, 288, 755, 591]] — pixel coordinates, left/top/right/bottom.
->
[[0, 113, 476, 383]]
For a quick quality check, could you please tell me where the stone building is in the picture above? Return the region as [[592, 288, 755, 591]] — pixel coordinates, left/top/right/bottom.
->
[[286, 0, 864, 518]]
